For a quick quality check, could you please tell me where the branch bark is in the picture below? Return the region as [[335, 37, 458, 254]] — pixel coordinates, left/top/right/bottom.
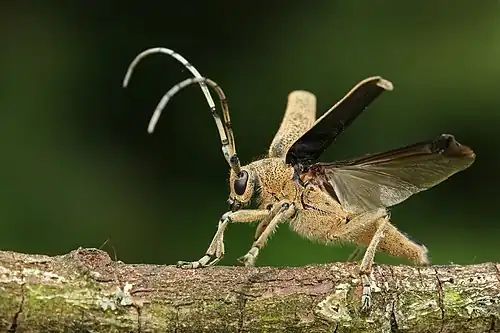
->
[[0, 248, 498, 332]]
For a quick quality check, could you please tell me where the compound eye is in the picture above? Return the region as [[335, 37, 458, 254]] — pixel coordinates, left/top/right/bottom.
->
[[234, 171, 249, 196]]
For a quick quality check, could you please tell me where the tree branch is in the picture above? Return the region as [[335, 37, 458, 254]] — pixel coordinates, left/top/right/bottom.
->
[[0, 248, 498, 332]]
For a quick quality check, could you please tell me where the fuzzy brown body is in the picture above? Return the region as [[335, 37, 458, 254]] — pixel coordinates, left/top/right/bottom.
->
[[223, 88, 435, 268], [244, 157, 428, 266]]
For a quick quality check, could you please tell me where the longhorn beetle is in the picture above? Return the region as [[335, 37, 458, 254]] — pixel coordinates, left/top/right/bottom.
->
[[123, 47, 475, 310]]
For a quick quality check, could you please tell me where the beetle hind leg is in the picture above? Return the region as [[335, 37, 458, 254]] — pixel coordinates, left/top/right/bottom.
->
[[378, 223, 430, 266], [348, 223, 429, 266]]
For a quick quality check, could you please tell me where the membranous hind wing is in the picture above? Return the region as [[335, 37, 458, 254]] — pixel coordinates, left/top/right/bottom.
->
[[303, 134, 475, 214], [286, 77, 393, 166]]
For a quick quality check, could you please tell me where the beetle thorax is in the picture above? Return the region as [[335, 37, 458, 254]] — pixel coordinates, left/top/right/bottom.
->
[[248, 157, 296, 203]]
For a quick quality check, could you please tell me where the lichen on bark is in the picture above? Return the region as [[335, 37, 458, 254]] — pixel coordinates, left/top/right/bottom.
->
[[0, 248, 498, 332]]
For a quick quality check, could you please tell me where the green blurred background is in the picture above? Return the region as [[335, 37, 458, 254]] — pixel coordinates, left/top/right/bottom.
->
[[0, 2, 498, 267]]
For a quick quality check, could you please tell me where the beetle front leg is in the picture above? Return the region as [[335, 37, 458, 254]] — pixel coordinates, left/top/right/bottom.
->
[[239, 201, 296, 267], [176, 209, 268, 269]]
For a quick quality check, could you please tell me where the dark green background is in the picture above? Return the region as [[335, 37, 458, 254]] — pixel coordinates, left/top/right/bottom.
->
[[1, 2, 498, 267]]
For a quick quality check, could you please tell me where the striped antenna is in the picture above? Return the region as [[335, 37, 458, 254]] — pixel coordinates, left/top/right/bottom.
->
[[123, 47, 215, 111], [123, 48, 239, 171], [148, 76, 240, 173]]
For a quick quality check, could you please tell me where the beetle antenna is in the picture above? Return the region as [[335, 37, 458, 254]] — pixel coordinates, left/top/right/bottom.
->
[[148, 76, 240, 172], [123, 48, 239, 171], [123, 47, 215, 110]]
